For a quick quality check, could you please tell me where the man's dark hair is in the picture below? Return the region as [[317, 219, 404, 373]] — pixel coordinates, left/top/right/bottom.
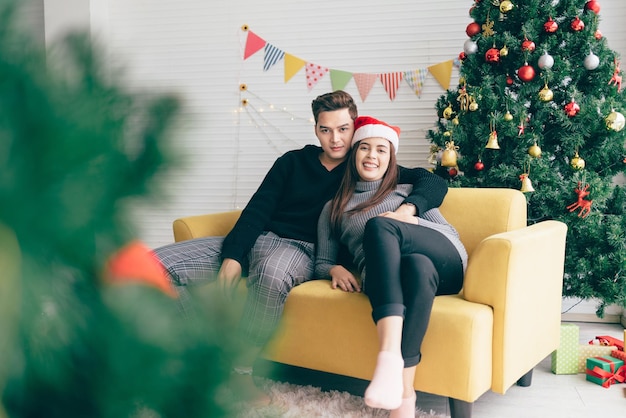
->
[[311, 90, 358, 123]]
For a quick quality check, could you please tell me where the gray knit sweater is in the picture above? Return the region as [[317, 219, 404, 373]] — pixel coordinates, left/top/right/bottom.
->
[[315, 180, 468, 281]]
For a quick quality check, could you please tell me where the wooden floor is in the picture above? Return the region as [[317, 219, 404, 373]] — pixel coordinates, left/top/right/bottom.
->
[[415, 321, 625, 418]]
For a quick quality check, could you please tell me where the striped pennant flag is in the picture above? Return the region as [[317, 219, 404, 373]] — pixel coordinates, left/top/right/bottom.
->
[[379, 72, 404, 101], [404, 69, 428, 97], [263, 43, 284, 71]]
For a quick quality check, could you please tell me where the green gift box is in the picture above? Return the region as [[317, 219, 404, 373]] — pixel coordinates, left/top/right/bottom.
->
[[585, 355, 625, 387], [551, 323, 579, 374]]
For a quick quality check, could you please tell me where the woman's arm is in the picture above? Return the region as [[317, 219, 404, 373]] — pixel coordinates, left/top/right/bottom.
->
[[315, 202, 361, 292]]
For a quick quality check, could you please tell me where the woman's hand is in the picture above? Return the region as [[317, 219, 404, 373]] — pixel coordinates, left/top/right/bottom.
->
[[218, 258, 243, 297], [329, 265, 361, 292]]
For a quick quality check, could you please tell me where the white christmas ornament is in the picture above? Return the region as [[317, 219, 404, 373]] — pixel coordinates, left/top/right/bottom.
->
[[538, 51, 554, 69], [583, 51, 600, 70], [463, 39, 478, 55]]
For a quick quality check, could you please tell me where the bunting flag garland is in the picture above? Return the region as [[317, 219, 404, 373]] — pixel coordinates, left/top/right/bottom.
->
[[263, 44, 285, 71], [379, 72, 404, 101], [330, 69, 353, 92], [284, 53, 306, 83], [242, 27, 456, 101], [427, 60, 454, 90], [404, 69, 428, 97], [305, 63, 329, 91], [353, 73, 378, 102], [243, 30, 266, 59]]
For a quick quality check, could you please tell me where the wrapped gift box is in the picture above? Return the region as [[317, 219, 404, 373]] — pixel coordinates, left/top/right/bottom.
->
[[585, 355, 625, 388], [551, 323, 579, 374], [577, 344, 616, 373], [612, 349, 626, 362]]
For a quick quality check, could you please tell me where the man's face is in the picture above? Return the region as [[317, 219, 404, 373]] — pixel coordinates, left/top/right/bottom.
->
[[315, 109, 354, 163]]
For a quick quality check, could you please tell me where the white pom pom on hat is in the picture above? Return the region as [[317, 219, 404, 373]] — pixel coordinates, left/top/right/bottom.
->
[[351, 116, 401, 154]]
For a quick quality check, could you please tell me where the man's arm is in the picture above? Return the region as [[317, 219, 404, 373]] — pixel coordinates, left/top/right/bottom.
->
[[396, 166, 448, 216], [220, 153, 291, 263]]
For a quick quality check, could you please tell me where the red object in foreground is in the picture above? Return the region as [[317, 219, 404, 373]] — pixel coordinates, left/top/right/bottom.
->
[[106, 240, 177, 298]]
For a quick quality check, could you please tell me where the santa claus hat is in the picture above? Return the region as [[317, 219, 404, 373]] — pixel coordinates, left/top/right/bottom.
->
[[351, 116, 400, 154]]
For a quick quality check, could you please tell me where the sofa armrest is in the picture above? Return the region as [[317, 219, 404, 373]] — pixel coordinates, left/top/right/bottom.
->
[[462, 220, 567, 393], [173, 210, 242, 242]]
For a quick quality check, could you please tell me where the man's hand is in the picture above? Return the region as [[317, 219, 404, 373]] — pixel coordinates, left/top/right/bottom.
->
[[218, 258, 243, 297], [380, 205, 419, 225], [329, 265, 361, 292]]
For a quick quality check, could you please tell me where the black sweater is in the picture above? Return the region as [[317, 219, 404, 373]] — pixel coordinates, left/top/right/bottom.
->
[[221, 145, 447, 263]]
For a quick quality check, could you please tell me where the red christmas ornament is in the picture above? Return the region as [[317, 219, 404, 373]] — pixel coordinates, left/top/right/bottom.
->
[[521, 38, 536, 52], [459, 51, 467, 61], [466, 22, 481, 37], [571, 17, 585, 31], [474, 160, 485, 171], [506, 75, 514, 85], [584, 0, 601, 14], [448, 167, 458, 177], [566, 182, 593, 218], [564, 100, 581, 117], [485, 47, 500, 63], [517, 64, 536, 82], [544, 17, 558, 33], [595, 29, 603, 40]]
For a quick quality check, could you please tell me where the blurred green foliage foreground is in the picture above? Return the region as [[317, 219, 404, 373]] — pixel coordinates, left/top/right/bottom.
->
[[0, 2, 240, 417]]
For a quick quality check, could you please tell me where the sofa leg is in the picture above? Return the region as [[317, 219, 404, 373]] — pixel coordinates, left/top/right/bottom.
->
[[516, 368, 533, 387], [448, 397, 472, 418]]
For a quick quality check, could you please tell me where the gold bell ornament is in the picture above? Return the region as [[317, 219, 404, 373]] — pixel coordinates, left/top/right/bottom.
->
[[503, 110, 513, 121], [443, 104, 454, 119], [441, 141, 459, 167], [519, 173, 535, 193], [485, 130, 500, 149]]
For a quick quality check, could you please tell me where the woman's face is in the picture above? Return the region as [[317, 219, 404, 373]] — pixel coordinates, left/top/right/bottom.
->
[[354, 137, 391, 182]]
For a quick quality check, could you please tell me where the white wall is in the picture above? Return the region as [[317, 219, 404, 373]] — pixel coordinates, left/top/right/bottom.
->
[[39, 0, 626, 249]]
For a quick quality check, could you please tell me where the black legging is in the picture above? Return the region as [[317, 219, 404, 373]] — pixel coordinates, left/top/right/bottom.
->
[[363, 216, 464, 367]]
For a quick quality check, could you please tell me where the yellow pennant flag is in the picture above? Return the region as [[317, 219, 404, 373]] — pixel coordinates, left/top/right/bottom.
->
[[428, 60, 454, 90], [284, 53, 306, 83]]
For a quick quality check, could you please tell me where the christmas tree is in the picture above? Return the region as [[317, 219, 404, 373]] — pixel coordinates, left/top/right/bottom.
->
[[0, 2, 244, 417], [427, 0, 626, 316]]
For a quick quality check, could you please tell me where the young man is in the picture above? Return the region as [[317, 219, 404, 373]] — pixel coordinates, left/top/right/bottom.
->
[[153, 90, 447, 404]]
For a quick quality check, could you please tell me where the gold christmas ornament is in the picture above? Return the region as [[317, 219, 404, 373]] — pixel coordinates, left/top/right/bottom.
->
[[570, 152, 586, 170], [452, 116, 460, 125], [443, 104, 454, 119], [605, 110, 625, 132], [485, 131, 500, 149], [528, 142, 542, 157], [500, 45, 509, 57], [538, 84, 554, 102], [503, 111, 514, 121], [500, 1, 514, 13], [468, 98, 479, 111], [519, 173, 535, 193], [441, 141, 459, 167]]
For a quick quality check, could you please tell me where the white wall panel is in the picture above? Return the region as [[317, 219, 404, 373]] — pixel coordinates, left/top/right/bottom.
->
[[46, 0, 626, 248]]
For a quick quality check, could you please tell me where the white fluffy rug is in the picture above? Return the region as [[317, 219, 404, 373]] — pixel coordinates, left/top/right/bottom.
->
[[234, 379, 448, 418]]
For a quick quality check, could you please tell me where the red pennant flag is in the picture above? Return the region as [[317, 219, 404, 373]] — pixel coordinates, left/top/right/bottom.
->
[[243, 31, 266, 60], [353, 73, 378, 102], [379, 72, 404, 101]]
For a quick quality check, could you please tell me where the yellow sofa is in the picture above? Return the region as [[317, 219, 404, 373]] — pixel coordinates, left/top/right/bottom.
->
[[172, 188, 568, 418]]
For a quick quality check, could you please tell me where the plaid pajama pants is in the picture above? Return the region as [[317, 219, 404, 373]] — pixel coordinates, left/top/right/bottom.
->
[[154, 231, 315, 347]]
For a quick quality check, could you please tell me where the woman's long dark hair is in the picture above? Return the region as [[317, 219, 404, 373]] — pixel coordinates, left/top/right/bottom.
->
[[329, 141, 398, 234]]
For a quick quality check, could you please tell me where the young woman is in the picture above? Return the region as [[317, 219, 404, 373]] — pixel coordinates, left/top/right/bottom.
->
[[315, 116, 467, 418]]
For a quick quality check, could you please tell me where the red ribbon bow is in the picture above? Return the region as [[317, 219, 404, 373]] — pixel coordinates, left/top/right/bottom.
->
[[586, 357, 626, 388]]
